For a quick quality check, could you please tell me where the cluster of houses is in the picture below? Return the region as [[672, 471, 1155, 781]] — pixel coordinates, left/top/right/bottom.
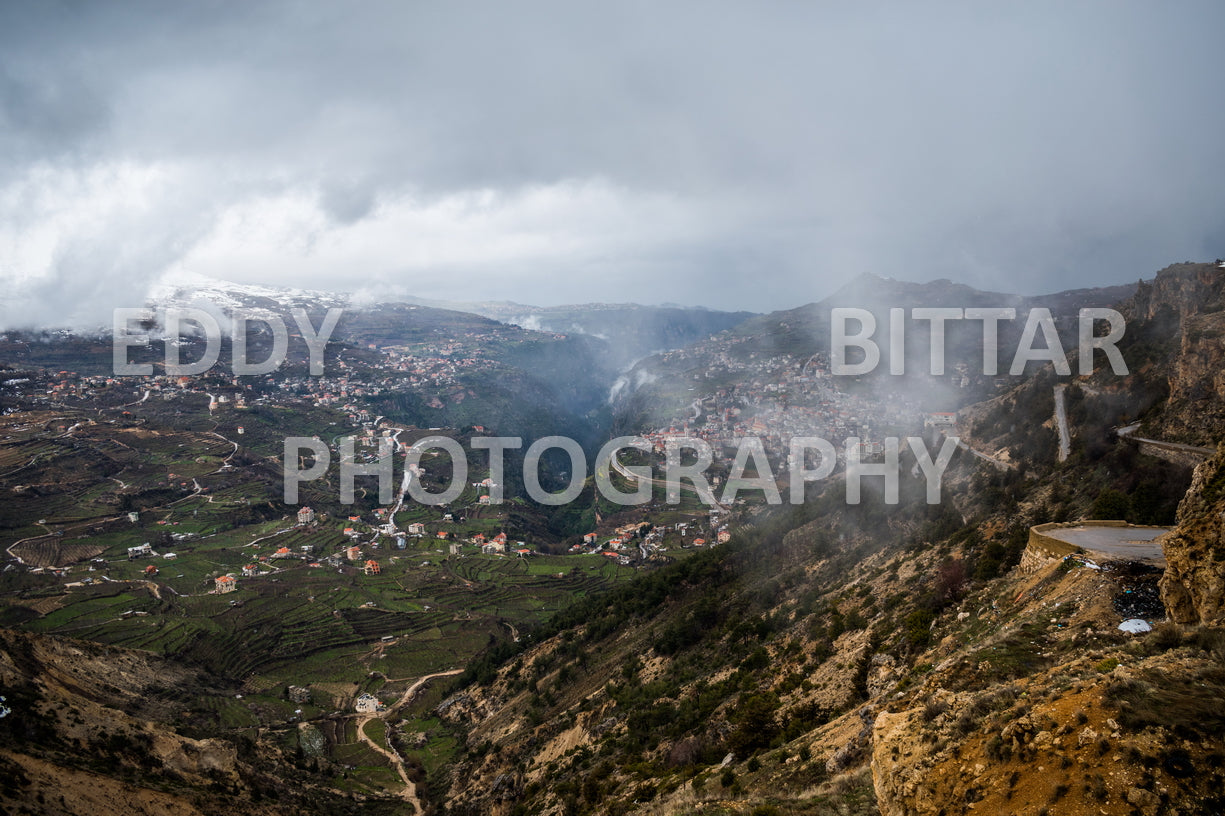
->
[[377, 341, 502, 389], [8, 367, 301, 414], [636, 344, 941, 469], [31, 349, 445, 416], [470, 531, 531, 556], [568, 518, 732, 565], [250, 327, 519, 409], [111, 465, 726, 601], [10, 369, 253, 403], [4, 314, 541, 422], [574, 521, 653, 553]]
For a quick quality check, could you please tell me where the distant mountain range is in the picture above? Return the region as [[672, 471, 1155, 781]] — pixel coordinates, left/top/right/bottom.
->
[[400, 295, 757, 370], [145, 273, 758, 372]]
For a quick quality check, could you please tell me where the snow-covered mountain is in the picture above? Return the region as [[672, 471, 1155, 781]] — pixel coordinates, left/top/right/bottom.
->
[[147, 270, 351, 317]]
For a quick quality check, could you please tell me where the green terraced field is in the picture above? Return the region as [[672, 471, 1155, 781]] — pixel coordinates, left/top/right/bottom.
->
[[17, 526, 637, 696], [0, 399, 664, 799]]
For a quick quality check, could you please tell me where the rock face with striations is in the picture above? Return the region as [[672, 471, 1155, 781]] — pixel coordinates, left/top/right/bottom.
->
[[1160, 440, 1225, 625], [1125, 263, 1225, 446]]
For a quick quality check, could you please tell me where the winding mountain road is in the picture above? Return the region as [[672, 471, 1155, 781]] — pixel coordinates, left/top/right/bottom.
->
[[1053, 385, 1071, 462], [606, 447, 729, 510]]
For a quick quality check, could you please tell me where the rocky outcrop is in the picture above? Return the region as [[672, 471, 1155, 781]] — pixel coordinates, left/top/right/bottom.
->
[[1126, 264, 1225, 446], [871, 706, 933, 816], [1160, 441, 1225, 624], [151, 733, 239, 784]]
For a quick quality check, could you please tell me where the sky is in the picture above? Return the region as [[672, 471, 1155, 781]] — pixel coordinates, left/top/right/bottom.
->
[[0, 1, 1223, 328]]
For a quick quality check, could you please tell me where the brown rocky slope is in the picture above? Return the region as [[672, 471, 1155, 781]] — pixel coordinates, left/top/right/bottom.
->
[[1160, 441, 1225, 626], [0, 628, 394, 816]]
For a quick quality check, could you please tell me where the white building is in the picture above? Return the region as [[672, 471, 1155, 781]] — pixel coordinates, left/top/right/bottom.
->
[[354, 693, 382, 713]]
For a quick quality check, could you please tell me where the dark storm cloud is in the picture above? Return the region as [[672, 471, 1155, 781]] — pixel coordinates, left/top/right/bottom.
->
[[0, 1, 1222, 327]]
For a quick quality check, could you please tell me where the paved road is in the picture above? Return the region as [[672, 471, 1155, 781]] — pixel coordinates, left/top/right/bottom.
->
[[1044, 525, 1169, 563], [1130, 437, 1215, 456], [607, 447, 728, 509], [1053, 385, 1071, 462], [950, 436, 1013, 471], [1115, 424, 1214, 455]]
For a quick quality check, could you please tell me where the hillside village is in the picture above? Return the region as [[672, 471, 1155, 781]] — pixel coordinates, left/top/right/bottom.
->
[[1, 316, 567, 418]]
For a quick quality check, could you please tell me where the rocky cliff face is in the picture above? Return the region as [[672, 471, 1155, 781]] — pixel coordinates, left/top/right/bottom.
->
[[1160, 442, 1225, 625], [1125, 263, 1225, 446]]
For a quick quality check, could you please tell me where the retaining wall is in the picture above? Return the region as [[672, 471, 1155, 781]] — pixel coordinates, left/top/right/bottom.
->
[[1021, 520, 1129, 573]]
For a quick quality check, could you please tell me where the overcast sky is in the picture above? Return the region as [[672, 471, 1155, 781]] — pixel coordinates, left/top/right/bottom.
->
[[1, 1, 1223, 327]]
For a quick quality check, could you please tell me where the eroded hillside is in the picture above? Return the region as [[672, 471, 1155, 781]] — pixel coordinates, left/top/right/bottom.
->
[[0, 627, 403, 816], [426, 265, 1225, 816]]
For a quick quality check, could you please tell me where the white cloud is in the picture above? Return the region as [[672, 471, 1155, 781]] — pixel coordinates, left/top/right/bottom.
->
[[171, 178, 723, 303], [0, 1, 1222, 327], [0, 160, 214, 329]]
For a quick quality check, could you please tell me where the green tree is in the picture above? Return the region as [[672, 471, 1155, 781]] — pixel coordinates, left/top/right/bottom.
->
[[905, 608, 936, 648], [1090, 489, 1129, 520], [727, 692, 780, 754]]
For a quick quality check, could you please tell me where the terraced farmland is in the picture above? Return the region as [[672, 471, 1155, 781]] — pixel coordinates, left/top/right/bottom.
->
[[0, 401, 649, 753], [9, 536, 106, 567]]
